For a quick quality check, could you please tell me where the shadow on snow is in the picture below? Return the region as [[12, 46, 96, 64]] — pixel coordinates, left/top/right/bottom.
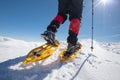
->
[[0, 56, 62, 80]]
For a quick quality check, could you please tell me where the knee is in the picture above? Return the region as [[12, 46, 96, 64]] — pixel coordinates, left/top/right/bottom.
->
[[57, 13, 68, 24], [69, 15, 81, 21]]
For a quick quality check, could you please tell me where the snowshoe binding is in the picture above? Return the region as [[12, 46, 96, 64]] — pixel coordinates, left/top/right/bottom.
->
[[64, 42, 82, 57], [59, 42, 82, 63]]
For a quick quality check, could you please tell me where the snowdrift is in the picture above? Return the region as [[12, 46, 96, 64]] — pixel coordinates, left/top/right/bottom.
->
[[0, 36, 120, 80]]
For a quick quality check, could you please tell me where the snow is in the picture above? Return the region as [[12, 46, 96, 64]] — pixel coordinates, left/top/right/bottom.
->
[[0, 36, 120, 80]]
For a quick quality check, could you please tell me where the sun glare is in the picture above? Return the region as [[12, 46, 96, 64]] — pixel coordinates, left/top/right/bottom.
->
[[101, 0, 108, 5]]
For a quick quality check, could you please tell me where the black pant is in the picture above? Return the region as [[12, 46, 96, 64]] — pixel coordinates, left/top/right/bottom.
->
[[58, 0, 84, 21]]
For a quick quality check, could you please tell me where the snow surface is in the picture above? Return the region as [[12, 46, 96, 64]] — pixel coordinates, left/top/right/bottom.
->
[[0, 36, 120, 80]]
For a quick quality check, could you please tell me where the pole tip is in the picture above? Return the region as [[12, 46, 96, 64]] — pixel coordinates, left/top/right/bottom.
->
[[91, 46, 94, 52]]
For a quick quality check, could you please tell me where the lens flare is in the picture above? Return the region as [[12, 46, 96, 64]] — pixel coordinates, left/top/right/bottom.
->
[[101, 0, 107, 5]]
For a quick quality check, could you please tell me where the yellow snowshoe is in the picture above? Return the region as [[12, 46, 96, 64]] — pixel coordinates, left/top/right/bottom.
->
[[23, 41, 60, 65]]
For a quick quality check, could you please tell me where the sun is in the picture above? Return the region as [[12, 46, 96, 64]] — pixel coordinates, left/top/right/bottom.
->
[[101, 0, 108, 5]]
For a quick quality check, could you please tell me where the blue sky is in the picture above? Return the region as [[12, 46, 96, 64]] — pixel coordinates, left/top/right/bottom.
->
[[0, 0, 120, 42]]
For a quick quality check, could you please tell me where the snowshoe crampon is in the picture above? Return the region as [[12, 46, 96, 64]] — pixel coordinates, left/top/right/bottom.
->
[[23, 41, 60, 65], [59, 45, 82, 63]]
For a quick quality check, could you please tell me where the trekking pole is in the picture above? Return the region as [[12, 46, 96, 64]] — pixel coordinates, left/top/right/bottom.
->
[[91, 0, 94, 52]]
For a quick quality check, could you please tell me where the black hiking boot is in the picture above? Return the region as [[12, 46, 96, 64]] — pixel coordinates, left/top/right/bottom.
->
[[64, 42, 82, 57], [41, 30, 57, 46]]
